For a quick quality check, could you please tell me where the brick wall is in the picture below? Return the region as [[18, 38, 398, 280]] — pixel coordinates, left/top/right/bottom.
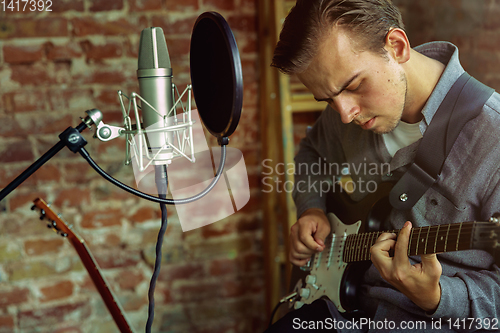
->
[[0, 0, 263, 332]]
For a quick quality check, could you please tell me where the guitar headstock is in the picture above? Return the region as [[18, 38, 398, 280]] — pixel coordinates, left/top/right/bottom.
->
[[31, 198, 80, 241], [472, 218, 500, 265]]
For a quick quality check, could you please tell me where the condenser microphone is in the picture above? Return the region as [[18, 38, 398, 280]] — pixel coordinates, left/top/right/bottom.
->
[[137, 27, 174, 166]]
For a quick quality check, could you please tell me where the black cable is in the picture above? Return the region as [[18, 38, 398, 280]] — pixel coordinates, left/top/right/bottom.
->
[[145, 193, 168, 332], [78, 145, 226, 205], [269, 300, 285, 328], [145, 165, 169, 332]]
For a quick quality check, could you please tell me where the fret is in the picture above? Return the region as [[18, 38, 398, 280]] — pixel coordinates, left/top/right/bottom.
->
[[433, 225, 440, 253], [349, 235, 357, 261], [444, 223, 450, 252], [456, 222, 463, 251], [423, 226, 431, 254], [355, 233, 362, 262], [415, 227, 422, 255], [362, 233, 369, 261]]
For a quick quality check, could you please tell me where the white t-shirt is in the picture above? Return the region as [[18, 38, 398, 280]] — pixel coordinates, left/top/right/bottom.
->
[[382, 121, 423, 157]]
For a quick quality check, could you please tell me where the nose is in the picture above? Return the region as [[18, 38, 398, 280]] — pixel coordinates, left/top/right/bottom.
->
[[330, 97, 359, 124]]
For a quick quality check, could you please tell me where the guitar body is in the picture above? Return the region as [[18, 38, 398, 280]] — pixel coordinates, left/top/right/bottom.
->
[[289, 182, 394, 313], [288, 182, 500, 313]]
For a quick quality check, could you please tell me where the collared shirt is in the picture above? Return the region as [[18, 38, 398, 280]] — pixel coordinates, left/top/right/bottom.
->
[[292, 42, 500, 331]]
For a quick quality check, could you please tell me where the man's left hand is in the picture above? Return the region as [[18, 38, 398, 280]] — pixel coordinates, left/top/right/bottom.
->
[[370, 221, 442, 312]]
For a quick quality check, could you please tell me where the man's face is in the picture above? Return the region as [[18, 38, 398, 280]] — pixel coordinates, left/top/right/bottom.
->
[[297, 28, 408, 134]]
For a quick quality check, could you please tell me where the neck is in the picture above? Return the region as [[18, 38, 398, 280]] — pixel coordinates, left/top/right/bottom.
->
[[401, 49, 446, 123]]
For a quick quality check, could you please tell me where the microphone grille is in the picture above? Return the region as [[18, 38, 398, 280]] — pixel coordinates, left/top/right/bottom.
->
[[138, 27, 171, 69]]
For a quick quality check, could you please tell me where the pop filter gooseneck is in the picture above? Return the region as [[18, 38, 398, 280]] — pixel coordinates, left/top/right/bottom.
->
[[190, 11, 243, 145]]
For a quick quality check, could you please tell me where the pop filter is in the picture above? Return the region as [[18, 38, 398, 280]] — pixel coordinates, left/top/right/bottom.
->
[[190, 12, 243, 144]]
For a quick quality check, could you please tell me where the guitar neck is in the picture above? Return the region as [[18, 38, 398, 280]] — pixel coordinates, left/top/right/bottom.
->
[[343, 221, 477, 263], [70, 239, 135, 333]]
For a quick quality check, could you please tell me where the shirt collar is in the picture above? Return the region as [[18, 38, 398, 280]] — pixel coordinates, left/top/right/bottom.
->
[[413, 41, 465, 134]]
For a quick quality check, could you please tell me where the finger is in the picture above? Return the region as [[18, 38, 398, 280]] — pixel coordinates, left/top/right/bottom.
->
[[313, 220, 331, 247], [289, 252, 312, 267], [420, 253, 442, 276], [298, 224, 326, 252], [375, 232, 397, 243], [394, 221, 412, 266]]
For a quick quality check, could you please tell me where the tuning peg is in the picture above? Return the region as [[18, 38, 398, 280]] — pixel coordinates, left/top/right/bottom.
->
[[31, 205, 36, 211]]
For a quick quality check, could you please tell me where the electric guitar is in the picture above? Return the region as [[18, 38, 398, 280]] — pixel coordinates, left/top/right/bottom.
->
[[32, 198, 135, 333], [289, 184, 500, 313]]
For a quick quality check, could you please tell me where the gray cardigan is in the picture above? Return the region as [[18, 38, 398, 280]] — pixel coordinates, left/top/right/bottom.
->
[[293, 42, 500, 332]]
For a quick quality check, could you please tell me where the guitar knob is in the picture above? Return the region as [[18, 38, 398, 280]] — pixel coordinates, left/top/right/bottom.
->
[[294, 301, 304, 310], [299, 288, 310, 299], [305, 275, 317, 284]]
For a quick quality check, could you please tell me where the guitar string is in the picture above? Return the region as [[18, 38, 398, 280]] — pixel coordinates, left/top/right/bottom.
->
[[317, 222, 498, 263]]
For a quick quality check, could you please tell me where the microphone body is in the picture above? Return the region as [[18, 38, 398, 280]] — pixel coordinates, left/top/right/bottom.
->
[[137, 27, 174, 165]]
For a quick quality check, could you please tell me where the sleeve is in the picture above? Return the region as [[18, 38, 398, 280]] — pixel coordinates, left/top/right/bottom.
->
[[428, 168, 500, 322], [292, 106, 346, 218]]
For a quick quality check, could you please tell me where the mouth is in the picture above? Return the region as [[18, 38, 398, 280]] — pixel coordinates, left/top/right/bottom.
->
[[358, 117, 376, 130]]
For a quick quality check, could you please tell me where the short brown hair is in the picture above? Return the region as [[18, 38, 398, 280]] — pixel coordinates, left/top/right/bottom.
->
[[272, 0, 405, 75]]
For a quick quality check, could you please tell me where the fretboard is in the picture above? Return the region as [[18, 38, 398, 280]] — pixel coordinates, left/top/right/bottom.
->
[[343, 221, 476, 263]]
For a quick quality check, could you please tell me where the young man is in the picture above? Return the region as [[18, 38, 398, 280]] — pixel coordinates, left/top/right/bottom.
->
[[267, 0, 500, 332]]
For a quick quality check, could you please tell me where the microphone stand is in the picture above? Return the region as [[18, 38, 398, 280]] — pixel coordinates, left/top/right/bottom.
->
[[0, 109, 102, 202]]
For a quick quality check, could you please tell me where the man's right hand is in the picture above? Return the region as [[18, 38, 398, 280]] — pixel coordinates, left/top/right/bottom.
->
[[289, 208, 331, 266]]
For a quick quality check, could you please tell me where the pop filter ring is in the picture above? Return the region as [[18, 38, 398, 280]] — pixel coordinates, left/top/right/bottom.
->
[[190, 11, 243, 144]]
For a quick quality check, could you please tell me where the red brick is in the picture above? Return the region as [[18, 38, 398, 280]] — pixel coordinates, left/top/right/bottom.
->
[[89, 0, 123, 11], [203, 0, 235, 11], [0, 314, 14, 330], [54, 188, 91, 207], [93, 250, 141, 269], [62, 162, 94, 183], [129, 0, 163, 11], [45, 41, 83, 61], [72, 17, 145, 36], [9, 63, 51, 86], [81, 209, 123, 228], [0, 18, 68, 39], [0, 287, 30, 308], [115, 270, 144, 290], [18, 302, 91, 329], [0, 139, 34, 163], [32, 163, 62, 183], [151, 15, 198, 35], [15, 113, 74, 135], [95, 89, 120, 106], [209, 258, 237, 276], [50, 0, 84, 12], [158, 263, 204, 282], [240, 252, 263, 273], [40, 280, 74, 302], [173, 282, 220, 302], [80, 68, 128, 85], [80, 40, 123, 61], [227, 14, 257, 33], [2, 90, 47, 113], [168, 38, 191, 58], [166, 0, 199, 11], [0, 116, 25, 137], [130, 206, 160, 223], [24, 238, 65, 256], [3, 44, 44, 64], [9, 191, 46, 211]]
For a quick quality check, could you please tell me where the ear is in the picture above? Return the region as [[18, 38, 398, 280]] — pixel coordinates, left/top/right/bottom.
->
[[384, 28, 411, 64]]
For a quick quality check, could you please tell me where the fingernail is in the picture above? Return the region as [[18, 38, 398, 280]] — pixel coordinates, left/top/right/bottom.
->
[[404, 221, 412, 228], [316, 246, 322, 252]]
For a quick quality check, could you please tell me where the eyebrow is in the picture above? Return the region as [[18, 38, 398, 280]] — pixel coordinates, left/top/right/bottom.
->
[[314, 73, 360, 102]]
